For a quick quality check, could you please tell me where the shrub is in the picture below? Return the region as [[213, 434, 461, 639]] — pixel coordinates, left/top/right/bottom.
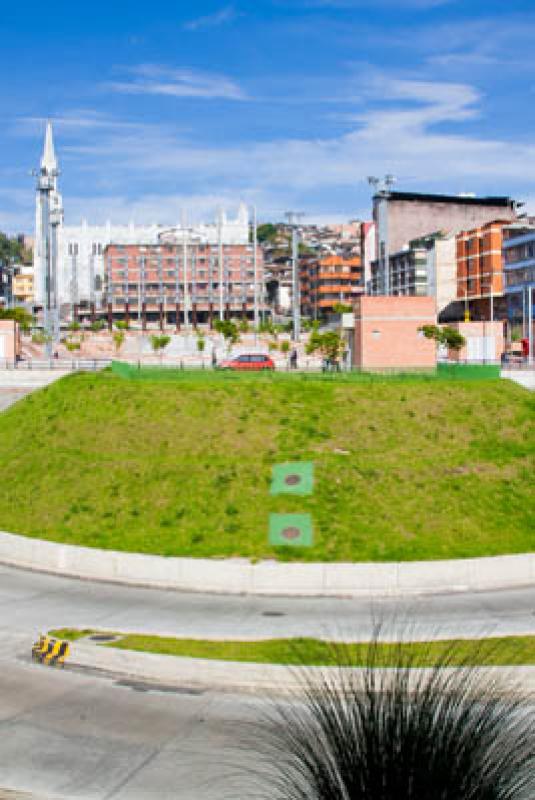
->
[[115, 320, 129, 331], [280, 340, 290, 354], [113, 331, 125, 353], [248, 638, 535, 800], [65, 340, 81, 352], [90, 320, 105, 333]]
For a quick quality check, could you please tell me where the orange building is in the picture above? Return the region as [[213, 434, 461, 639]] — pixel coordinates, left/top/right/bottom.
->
[[456, 220, 509, 321], [301, 255, 363, 317]]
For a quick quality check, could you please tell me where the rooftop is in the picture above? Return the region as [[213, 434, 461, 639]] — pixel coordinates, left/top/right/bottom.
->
[[378, 191, 517, 208]]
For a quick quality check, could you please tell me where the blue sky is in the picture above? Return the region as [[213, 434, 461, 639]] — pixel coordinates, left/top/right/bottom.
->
[[1, 0, 534, 232]]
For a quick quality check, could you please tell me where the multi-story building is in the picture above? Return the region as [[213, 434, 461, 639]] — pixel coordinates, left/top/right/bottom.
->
[[502, 223, 535, 342], [12, 267, 34, 305], [456, 220, 511, 321], [300, 255, 363, 318], [104, 241, 264, 327], [370, 232, 458, 320], [34, 123, 253, 317], [371, 191, 518, 295]]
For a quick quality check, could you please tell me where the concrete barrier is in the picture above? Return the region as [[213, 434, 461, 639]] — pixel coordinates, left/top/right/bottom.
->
[[68, 641, 535, 696], [0, 530, 533, 597]]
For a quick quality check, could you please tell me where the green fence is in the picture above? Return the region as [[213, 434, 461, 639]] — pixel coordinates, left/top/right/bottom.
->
[[111, 361, 501, 383]]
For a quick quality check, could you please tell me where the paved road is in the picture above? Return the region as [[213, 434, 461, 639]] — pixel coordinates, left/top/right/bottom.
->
[[1, 564, 534, 647], [0, 655, 266, 799], [0, 565, 533, 798]]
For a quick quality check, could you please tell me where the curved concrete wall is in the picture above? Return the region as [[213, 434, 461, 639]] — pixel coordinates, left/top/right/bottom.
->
[[0, 530, 533, 597]]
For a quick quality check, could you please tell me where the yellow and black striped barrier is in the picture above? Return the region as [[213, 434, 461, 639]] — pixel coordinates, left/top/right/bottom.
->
[[32, 636, 70, 667]]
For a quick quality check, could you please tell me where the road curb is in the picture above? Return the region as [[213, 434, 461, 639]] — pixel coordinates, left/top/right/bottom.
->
[[67, 641, 535, 697], [0, 531, 533, 598]]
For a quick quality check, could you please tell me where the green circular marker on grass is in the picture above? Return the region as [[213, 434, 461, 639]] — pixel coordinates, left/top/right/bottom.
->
[[269, 513, 313, 547]]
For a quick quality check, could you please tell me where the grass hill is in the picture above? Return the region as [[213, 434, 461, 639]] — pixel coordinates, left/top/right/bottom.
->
[[0, 371, 532, 562]]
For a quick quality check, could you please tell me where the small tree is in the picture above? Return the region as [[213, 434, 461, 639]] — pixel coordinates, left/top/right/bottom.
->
[[113, 330, 125, 354], [214, 319, 240, 354], [150, 334, 171, 362], [332, 302, 353, 314], [419, 324, 465, 351], [0, 306, 34, 334], [280, 340, 290, 356], [306, 329, 344, 366]]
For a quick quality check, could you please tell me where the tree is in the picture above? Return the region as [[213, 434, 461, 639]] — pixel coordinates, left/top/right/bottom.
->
[[249, 638, 535, 800], [332, 302, 353, 315], [306, 329, 344, 365], [150, 334, 171, 361], [419, 324, 465, 351], [256, 223, 278, 243], [113, 331, 125, 353], [214, 319, 240, 353], [0, 307, 34, 334]]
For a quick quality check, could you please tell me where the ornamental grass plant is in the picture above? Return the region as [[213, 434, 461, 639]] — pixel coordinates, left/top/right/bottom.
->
[[246, 638, 534, 800]]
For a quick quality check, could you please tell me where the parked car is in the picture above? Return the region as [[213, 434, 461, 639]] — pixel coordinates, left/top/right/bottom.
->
[[219, 354, 275, 371]]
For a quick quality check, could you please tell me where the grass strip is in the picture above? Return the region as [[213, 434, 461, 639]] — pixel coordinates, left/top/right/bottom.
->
[[49, 630, 535, 667]]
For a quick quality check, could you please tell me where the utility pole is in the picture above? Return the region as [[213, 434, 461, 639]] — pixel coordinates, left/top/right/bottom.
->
[[218, 208, 224, 321], [252, 205, 259, 337], [181, 210, 190, 330], [367, 175, 395, 295], [285, 211, 305, 342]]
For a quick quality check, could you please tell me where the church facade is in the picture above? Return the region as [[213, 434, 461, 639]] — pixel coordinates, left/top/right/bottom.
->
[[34, 123, 252, 318]]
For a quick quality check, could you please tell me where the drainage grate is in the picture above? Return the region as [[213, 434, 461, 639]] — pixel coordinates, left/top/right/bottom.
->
[[262, 611, 285, 618], [115, 679, 205, 695], [89, 634, 118, 642]]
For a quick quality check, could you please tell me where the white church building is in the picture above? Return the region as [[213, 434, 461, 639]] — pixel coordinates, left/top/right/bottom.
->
[[34, 123, 251, 314]]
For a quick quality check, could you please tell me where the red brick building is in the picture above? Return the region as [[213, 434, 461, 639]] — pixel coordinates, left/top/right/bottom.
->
[[456, 220, 510, 321], [352, 296, 436, 370], [104, 241, 264, 328], [301, 255, 363, 318]]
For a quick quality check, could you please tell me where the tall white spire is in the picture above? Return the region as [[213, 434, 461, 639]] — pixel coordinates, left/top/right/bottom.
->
[[41, 120, 58, 173]]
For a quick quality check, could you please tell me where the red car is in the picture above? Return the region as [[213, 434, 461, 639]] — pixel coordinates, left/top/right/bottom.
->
[[219, 354, 275, 371]]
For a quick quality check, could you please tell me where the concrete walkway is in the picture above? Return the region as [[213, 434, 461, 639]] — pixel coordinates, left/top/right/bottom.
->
[[502, 368, 535, 390]]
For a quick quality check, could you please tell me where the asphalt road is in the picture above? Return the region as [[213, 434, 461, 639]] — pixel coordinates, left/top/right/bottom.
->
[[0, 564, 533, 798]]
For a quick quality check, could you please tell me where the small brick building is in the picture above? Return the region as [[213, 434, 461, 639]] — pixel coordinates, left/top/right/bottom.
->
[[0, 320, 20, 363], [353, 296, 436, 370]]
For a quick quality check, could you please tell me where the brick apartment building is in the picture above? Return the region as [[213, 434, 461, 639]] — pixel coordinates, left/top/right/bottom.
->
[[300, 255, 363, 318], [352, 296, 436, 370], [103, 241, 264, 328], [456, 220, 511, 321], [370, 191, 518, 297]]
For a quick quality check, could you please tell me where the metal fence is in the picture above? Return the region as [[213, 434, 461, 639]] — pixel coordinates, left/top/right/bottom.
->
[[0, 358, 112, 371]]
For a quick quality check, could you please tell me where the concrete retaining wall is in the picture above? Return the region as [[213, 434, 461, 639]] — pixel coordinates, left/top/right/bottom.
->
[[0, 530, 533, 597]]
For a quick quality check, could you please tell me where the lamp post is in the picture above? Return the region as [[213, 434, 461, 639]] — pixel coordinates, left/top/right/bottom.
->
[[285, 211, 305, 342]]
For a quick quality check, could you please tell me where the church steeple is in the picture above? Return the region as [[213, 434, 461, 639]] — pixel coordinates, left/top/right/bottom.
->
[[41, 120, 58, 173]]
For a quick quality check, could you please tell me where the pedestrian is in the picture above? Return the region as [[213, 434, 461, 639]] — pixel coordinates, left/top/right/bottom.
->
[[211, 347, 217, 369], [290, 348, 298, 370]]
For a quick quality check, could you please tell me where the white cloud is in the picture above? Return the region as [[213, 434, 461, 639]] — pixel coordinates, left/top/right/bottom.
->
[[106, 65, 247, 101], [183, 6, 237, 31], [5, 73, 534, 232]]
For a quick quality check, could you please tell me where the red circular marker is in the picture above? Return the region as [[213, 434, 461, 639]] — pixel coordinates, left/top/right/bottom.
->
[[282, 527, 301, 540], [284, 474, 301, 486]]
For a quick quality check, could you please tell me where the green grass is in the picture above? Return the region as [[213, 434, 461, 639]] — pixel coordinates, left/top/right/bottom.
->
[[49, 629, 535, 666], [1, 370, 533, 562]]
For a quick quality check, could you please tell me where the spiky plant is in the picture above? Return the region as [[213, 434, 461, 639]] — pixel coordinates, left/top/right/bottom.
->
[[246, 640, 534, 800]]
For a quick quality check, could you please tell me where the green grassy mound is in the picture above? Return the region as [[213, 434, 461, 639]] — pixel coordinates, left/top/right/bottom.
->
[[50, 629, 535, 666], [0, 371, 533, 562]]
